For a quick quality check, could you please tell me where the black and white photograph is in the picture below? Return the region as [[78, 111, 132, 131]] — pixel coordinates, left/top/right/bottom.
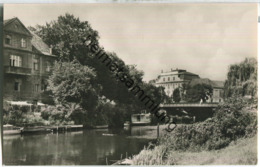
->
[[1, 2, 258, 166]]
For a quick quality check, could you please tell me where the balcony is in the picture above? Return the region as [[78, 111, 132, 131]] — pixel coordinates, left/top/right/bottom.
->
[[4, 66, 32, 75]]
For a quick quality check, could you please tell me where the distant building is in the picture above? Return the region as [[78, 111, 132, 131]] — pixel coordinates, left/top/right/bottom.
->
[[211, 81, 225, 103], [3, 17, 56, 102], [154, 68, 200, 97], [188, 78, 224, 103]]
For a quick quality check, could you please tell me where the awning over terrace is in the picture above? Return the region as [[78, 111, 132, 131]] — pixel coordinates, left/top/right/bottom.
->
[[5, 101, 45, 106]]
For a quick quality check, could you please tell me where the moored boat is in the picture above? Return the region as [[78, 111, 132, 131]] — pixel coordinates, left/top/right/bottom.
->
[[131, 110, 151, 126], [93, 125, 109, 129], [3, 124, 23, 135]]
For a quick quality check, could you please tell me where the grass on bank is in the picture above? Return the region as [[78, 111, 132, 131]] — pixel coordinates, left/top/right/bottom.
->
[[132, 97, 257, 165], [132, 134, 257, 165]]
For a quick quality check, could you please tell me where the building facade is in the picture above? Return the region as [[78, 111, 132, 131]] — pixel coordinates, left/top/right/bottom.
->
[[154, 68, 200, 97], [211, 81, 224, 103], [3, 18, 56, 102]]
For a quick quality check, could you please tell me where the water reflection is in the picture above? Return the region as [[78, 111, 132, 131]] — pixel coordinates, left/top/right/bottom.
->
[[3, 127, 155, 165]]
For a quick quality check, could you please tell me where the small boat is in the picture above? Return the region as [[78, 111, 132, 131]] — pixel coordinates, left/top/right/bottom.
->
[[124, 121, 130, 126], [131, 110, 151, 126], [93, 125, 109, 129], [3, 124, 23, 135], [102, 133, 116, 136], [112, 158, 132, 165]]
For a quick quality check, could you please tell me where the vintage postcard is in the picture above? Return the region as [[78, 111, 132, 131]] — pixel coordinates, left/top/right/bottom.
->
[[1, 2, 258, 166]]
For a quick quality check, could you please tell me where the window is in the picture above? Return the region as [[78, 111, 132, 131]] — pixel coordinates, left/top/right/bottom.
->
[[14, 82, 20, 91], [168, 77, 170, 81], [214, 89, 220, 97], [33, 59, 39, 70], [137, 115, 141, 121], [34, 84, 39, 92], [5, 35, 11, 45], [173, 77, 175, 81], [163, 78, 165, 82], [21, 38, 26, 48], [41, 84, 47, 91], [10, 55, 22, 67], [46, 61, 51, 72], [41, 80, 47, 91]]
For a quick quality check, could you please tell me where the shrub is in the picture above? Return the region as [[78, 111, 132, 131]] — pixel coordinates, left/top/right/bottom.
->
[[41, 105, 74, 125], [158, 96, 257, 151], [3, 105, 47, 126], [172, 88, 181, 103]]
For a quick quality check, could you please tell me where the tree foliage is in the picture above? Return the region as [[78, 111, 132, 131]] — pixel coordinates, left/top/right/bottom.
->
[[159, 95, 257, 152], [30, 13, 99, 62], [224, 57, 257, 98], [48, 60, 101, 111], [32, 13, 169, 126], [185, 84, 212, 103], [172, 88, 181, 103]]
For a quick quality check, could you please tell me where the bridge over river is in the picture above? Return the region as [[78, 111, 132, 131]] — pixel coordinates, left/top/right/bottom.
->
[[159, 103, 219, 122]]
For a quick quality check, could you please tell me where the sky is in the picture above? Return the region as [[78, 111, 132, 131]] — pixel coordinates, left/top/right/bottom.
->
[[4, 3, 258, 81]]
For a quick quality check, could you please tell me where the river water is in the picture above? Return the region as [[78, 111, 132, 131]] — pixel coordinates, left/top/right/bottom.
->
[[3, 126, 159, 165]]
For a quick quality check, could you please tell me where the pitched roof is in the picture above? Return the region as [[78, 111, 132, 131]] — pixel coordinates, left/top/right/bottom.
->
[[189, 78, 211, 86], [31, 31, 55, 56], [4, 17, 55, 57], [211, 80, 225, 88], [4, 17, 32, 36], [189, 78, 224, 88], [179, 71, 199, 76], [4, 18, 14, 25]]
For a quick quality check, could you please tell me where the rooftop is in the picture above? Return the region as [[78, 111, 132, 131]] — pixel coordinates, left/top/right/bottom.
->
[[4, 17, 55, 57], [3, 18, 15, 25], [159, 68, 199, 77], [31, 31, 55, 57], [189, 78, 224, 88]]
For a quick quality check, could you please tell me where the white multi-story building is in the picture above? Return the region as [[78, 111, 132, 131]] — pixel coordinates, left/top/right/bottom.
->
[[154, 68, 200, 97]]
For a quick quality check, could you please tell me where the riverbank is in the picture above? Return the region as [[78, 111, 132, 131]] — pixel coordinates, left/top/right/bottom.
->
[[132, 97, 257, 165], [126, 125, 170, 139], [132, 134, 257, 165]]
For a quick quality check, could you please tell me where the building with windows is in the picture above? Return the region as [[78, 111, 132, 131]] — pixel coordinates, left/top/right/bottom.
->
[[3, 17, 56, 102], [154, 68, 224, 103], [154, 68, 200, 97]]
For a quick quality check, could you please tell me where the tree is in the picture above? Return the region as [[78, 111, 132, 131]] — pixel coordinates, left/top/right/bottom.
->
[[48, 59, 101, 111], [33, 13, 169, 126], [32, 14, 147, 107], [224, 57, 257, 98], [185, 84, 213, 103], [172, 88, 181, 103], [30, 13, 99, 62]]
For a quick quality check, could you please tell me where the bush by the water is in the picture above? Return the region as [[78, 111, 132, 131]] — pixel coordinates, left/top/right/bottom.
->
[[41, 105, 76, 125], [3, 103, 46, 126], [132, 96, 257, 165], [159, 96, 257, 151]]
